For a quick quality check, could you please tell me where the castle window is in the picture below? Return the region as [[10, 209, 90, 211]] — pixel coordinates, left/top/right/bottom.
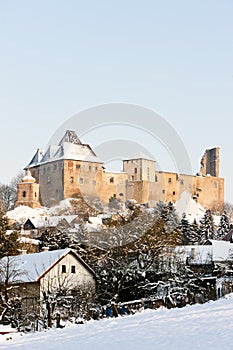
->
[[62, 265, 66, 273], [71, 265, 76, 273], [134, 168, 137, 174], [68, 161, 73, 168], [110, 177, 114, 183], [23, 191, 26, 198], [79, 178, 84, 185], [168, 178, 172, 183], [70, 176, 74, 183]]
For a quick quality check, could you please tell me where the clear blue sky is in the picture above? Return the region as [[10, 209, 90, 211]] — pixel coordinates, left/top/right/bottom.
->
[[0, 0, 233, 202]]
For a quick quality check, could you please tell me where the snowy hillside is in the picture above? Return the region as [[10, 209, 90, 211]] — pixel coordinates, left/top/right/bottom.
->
[[2, 295, 233, 350]]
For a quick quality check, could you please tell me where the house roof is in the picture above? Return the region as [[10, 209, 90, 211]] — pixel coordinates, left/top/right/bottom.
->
[[26, 130, 103, 168], [124, 151, 155, 161], [24, 215, 78, 229], [175, 240, 233, 264], [0, 248, 95, 283], [222, 229, 233, 242]]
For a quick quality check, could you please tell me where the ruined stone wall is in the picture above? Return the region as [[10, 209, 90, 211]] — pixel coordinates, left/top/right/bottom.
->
[[200, 147, 220, 177], [194, 175, 224, 212]]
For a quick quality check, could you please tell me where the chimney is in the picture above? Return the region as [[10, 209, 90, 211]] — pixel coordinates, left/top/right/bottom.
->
[[42, 246, 49, 252], [18, 249, 27, 255]]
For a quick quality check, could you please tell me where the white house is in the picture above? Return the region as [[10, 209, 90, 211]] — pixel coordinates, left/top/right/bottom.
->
[[0, 248, 96, 302]]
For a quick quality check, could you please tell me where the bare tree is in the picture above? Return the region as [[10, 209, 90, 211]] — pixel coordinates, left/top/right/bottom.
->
[[0, 171, 24, 212]]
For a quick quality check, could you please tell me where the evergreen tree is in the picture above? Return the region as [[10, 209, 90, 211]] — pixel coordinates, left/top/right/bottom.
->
[[181, 213, 191, 245], [217, 211, 231, 239], [154, 201, 180, 234], [199, 210, 215, 242], [189, 219, 201, 244], [0, 210, 19, 258], [39, 227, 71, 251]]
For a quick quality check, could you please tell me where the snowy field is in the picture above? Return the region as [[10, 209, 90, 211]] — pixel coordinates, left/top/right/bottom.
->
[[1, 295, 233, 350]]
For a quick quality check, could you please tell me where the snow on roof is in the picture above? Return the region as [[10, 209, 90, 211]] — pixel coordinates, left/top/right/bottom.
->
[[176, 240, 233, 263], [175, 190, 205, 223], [207, 240, 233, 261], [0, 249, 71, 283], [175, 245, 212, 264], [27, 130, 103, 168], [6, 206, 48, 224], [18, 237, 40, 245], [124, 151, 155, 161]]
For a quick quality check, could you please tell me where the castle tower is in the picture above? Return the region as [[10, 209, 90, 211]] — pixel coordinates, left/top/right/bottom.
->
[[15, 169, 40, 208], [200, 147, 220, 177]]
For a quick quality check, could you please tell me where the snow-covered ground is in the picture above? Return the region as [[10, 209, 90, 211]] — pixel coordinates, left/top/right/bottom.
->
[[2, 295, 233, 350]]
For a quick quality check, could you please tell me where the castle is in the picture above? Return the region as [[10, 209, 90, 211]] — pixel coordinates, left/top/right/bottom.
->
[[16, 130, 224, 212]]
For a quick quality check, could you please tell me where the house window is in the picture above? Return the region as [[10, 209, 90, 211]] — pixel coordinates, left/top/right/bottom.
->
[[180, 179, 184, 185], [119, 193, 124, 196], [23, 191, 26, 198], [76, 164, 81, 169], [89, 166, 92, 171], [162, 189, 165, 194], [173, 191, 176, 195], [168, 178, 172, 183], [35, 192, 37, 198], [155, 175, 158, 182], [95, 166, 98, 171], [134, 168, 137, 174], [131, 176, 134, 181], [71, 265, 76, 273], [79, 178, 84, 185], [62, 265, 66, 273], [70, 176, 74, 183], [110, 177, 114, 183]]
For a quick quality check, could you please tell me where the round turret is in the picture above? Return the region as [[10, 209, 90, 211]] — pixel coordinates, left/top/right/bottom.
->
[[22, 169, 36, 183]]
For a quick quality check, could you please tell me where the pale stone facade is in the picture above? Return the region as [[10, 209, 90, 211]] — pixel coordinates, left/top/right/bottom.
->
[[16, 130, 224, 212]]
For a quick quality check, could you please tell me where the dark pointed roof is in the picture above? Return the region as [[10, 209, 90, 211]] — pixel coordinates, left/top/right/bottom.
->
[[59, 130, 82, 146], [26, 148, 44, 168], [222, 229, 233, 242], [26, 130, 103, 168]]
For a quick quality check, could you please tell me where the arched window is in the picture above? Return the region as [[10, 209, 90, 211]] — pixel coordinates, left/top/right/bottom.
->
[[23, 191, 26, 198]]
